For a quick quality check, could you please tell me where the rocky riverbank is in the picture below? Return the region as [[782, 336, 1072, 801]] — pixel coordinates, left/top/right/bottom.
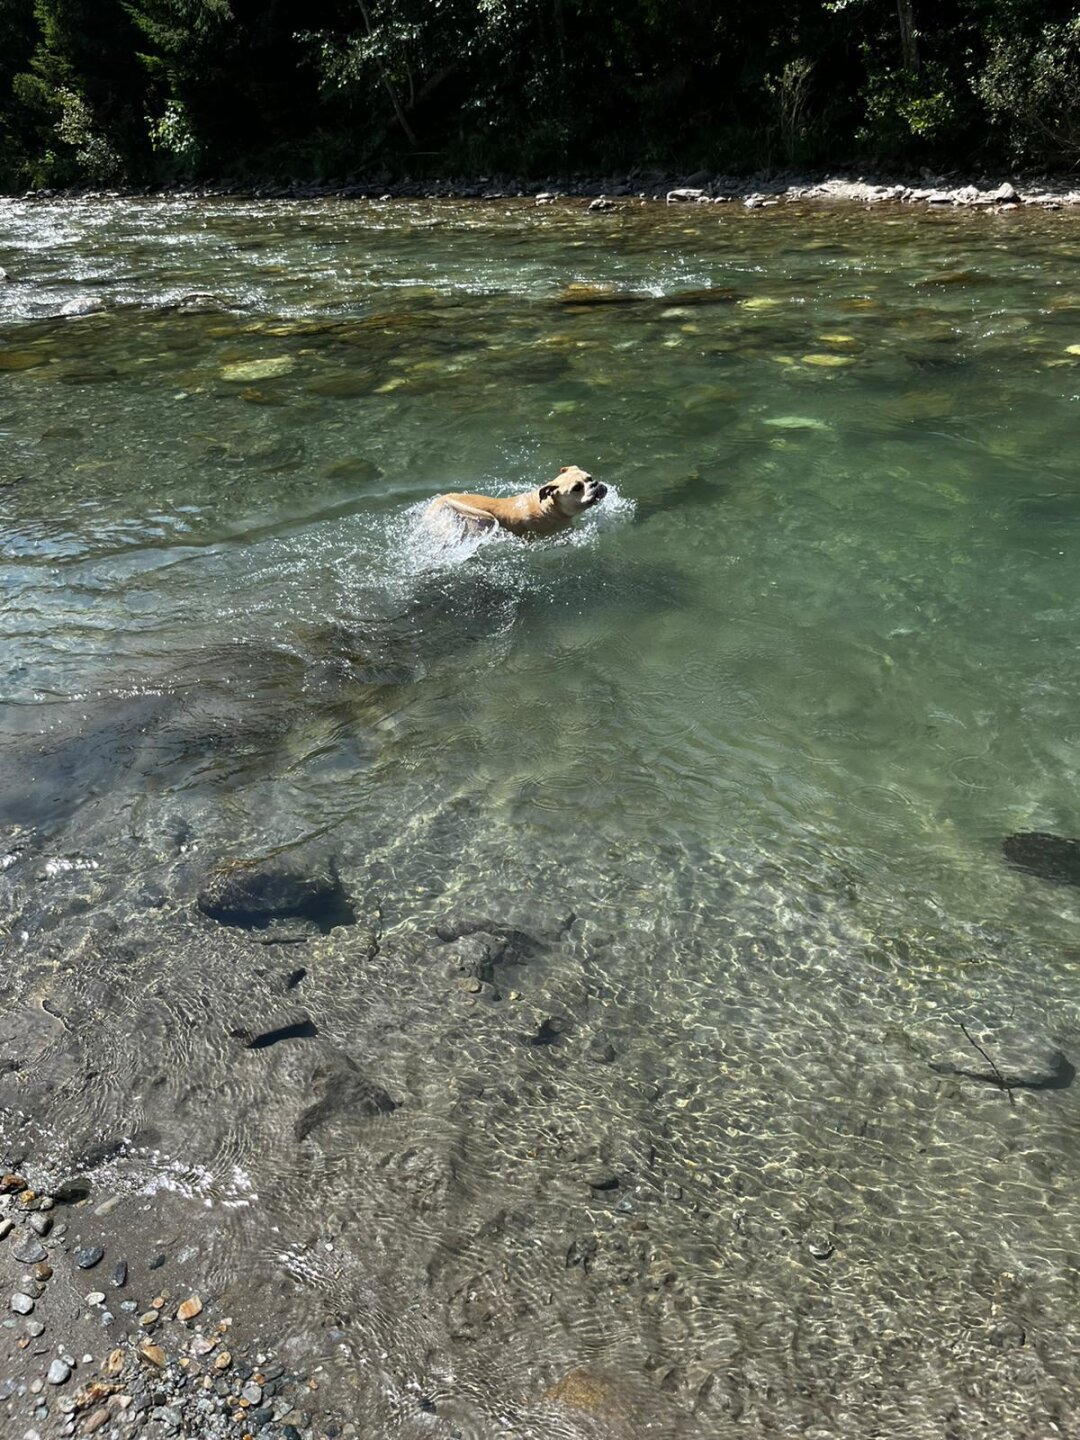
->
[[0, 1171, 344, 1440], [8, 170, 1080, 211]]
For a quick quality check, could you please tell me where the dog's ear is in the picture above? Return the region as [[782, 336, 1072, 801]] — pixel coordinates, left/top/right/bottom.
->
[[559, 466, 570, 473], [538, 482, 558, 502]]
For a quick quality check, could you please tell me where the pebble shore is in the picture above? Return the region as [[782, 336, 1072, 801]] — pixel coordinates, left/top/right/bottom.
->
[[0, 1175, 339, 1440], [11, 170, 1080, 211]]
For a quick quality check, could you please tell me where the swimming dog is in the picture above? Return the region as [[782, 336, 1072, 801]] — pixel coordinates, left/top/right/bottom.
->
[[426, 466, 607, 539]]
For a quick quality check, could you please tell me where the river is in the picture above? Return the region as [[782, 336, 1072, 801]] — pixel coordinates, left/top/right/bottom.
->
[[2, 195, 1080, 1438]]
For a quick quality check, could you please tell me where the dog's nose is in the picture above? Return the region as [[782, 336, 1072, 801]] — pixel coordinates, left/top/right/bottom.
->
[[593, 482, 608, 499]]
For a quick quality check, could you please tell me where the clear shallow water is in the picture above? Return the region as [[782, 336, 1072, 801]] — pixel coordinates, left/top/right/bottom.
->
[[3, 197, 1080, 1436]]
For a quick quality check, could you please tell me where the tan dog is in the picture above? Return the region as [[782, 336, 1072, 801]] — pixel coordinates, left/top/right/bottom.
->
[[426, 466, 608, 540]]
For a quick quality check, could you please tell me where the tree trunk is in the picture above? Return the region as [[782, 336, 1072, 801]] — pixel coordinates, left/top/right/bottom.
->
[[356, 0, 417, 146], [896, 0, 918, 73]]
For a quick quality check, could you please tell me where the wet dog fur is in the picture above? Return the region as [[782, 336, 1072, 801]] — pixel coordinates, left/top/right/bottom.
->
[[426, 466, 607, 540]]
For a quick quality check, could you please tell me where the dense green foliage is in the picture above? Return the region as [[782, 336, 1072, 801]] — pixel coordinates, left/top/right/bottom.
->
[[2, 0, 1080, 189]]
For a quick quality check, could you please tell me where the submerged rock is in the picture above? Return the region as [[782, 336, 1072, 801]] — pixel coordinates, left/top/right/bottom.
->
[[930, 1028, 1074, 1090], [0, 350, 50, 371], [1003, 831, 1080, 886], [294, 1053, 397, 1141], [198, 854, 355, 931], [169, 292, 235, 314], [59, 296, 106, 317], [557, 283, 645, 308], [544, 1369, 613, 1413], [663, 286, 738, 306], [220, 355, 295, 382]]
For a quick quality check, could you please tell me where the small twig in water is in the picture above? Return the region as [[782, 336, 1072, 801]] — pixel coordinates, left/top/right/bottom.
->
[[960, 1022, 1016, 1105], [368, 899, 384, 963]]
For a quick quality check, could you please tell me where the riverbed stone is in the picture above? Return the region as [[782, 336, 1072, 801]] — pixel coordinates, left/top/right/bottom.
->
[[220, 356, 295, 382], [46, 1359, 71, 1385], [59, 297, 106, 317], [545, 1369, 613, 1413], [51, 1177, 91, 1205], [75, 1246, 104, 1269], [171, 291, 236, 313], [1003, 831, 1080, 886], [197, 853, 355, 931], [294, 1051, 397, 1141], [12, 1238, 47, 1265]]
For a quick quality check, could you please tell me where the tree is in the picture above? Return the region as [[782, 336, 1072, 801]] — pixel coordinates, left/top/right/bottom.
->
[[14, 0, 152, 182]]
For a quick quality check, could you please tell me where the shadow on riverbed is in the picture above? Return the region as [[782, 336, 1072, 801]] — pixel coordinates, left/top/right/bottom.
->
[[0, 638, 371, 837], [1, 537, 681, 845]]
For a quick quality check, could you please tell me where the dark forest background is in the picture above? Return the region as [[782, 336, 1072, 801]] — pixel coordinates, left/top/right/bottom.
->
[[2, 0, 1080, 191]]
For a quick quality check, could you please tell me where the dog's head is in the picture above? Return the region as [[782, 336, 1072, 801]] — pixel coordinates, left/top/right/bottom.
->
[[537, 466, 608, 518]]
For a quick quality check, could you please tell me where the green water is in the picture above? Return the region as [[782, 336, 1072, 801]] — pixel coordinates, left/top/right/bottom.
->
[[5, 199, 1080, 937], [3, 197, 1080, 1436]]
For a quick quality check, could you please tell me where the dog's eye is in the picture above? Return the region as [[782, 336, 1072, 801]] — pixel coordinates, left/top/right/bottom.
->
[[573, 481, 583, 492]]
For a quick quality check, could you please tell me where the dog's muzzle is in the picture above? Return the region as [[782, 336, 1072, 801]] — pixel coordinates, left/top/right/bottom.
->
[[587, 482, 608, 505]]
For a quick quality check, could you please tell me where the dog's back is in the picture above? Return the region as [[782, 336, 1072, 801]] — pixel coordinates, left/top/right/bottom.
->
[[426, 467, 606, 541]]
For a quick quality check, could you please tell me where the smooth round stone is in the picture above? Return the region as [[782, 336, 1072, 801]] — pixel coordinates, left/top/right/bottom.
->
[[75, 1246, 104, 1269], [59, 297, 106, 317], [11, 1293, 34, 1315], [12, 1239, 47, 1265], [85, 1292, 106, 1306], [46, 1359, 71, 1385]]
